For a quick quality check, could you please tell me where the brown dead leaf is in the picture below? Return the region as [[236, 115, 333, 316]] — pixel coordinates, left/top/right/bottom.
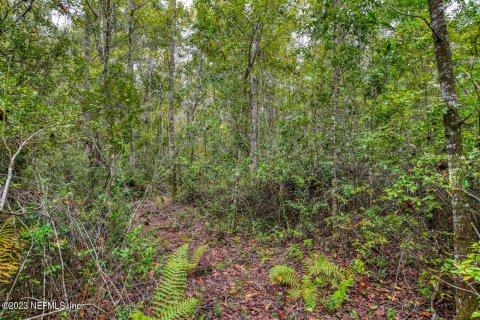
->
[[264, 302, 272, 311]]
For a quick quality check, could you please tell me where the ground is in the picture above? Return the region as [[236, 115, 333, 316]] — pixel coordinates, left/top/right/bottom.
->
[[134, 199, 440, 320]]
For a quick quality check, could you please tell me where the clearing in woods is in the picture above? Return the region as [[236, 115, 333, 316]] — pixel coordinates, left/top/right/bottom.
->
[[134, 199, 436, 320]]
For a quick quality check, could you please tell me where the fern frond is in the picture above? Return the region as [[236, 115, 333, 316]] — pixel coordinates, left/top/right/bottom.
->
[[153, 244, 190, 310], [0, 218, 23, 284], [269, 265, 299, 287], [286, 286, 302, 300], [313, 275, 328, 287], [322, 276, 354, 312], [270, 253, 354, 314], [131, 310, 154, 320], [306, 254, 343, 280], [155, 298, 199, 320], [132, 244, 205, 320], [189, 245, 207, 270], [301, 275, 318, 312]]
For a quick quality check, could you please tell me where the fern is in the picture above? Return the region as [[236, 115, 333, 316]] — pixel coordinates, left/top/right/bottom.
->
[[152, 244, 190, 309], [269, 253, 354, 313], [306, 253, 343, 280], [189, 245, 207, 270], [323, 276, 354, 312], [134, 244, 206, 320], [269, 265, 299, 287], [286, 286, 302, 300], [132, 310, 154, 320], [154, 298, 199, 320], [0, 218, 23, 284], [301, 275, 318, 312]]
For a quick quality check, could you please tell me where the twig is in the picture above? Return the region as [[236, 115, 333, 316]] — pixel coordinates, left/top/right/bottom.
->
[[386, 5, 442, 41], [85, 0, 99, 18]]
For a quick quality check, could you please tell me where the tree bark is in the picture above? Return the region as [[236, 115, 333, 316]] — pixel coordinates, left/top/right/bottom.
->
[[127, 0, 134, 74], [101, 0, 113, 82], [168, 0, 177, 199], [128, 0, 135, 176], [249, 39, 259, 171], [427, 1, 476, 319], [84, 8, 91, 86], [330, 0, 340, 222]]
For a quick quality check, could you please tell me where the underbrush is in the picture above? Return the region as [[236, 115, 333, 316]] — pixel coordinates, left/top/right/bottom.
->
[[0, 179, 165, 319], [176, 154, 459, 318]]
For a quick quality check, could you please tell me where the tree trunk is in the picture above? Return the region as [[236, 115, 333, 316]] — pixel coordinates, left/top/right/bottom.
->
[[101, 0, 113, 82], [84, 9, 91, 86], [127, 0, 134, 74], [128, 0, 135, 176], [427, 1, 476, 319], [83, 7, 101, 196], [249, 46, 259, 171], [330, 0, 340, 222], [168, 0, 177, 199]]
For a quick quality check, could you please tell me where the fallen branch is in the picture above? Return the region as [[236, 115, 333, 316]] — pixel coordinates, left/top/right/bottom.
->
[[0, 124, 62, 213]]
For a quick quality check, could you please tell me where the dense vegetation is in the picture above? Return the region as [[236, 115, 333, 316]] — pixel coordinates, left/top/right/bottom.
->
[[1, 0, 479, 319]]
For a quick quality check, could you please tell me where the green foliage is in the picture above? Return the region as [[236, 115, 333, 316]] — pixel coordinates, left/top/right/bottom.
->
[[305, 253, 344, 281], [269, 265, 299, 287], [440, 241, 480, 319], [134, 244, 206, 320], [111, 226, 161, 283], [189, 244, 207, 270], [0, 218, 23, 284], [350, 258, 369, 276], [322, 277, 354, 312], [1, 0, 479, 317], [449, 241, 480, 283], [269, 253, 354, 312], [288, 243, 303, 261]]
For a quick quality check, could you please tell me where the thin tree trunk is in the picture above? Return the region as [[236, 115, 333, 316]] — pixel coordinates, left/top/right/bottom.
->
[[427, 1, 476, 319], [330, 0, 340, 222], [83, 7, 100, 195], [101, 0, 113, 82], [128, 0, 135, 176], [127, 0, 134, 74], [168, 0, 177, 199], [84, 9, 91, 86], [249, 41, 259, 171]]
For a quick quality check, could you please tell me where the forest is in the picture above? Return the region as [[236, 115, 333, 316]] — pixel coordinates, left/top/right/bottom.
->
[[0, 0, 479, 319]]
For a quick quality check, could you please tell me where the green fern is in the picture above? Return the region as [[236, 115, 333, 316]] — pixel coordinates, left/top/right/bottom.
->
[[154, 298, 199, 320], [305, 253, 344, 280], [286, 286, 302, 300], [131, 310, 154, 320], [323, 276, 354, 312], [0, 218, 23, 284], [152, 244, 190, 309], [301, 275, 318, 312], [269, 265, 299, 287], [269, 253, 354, 313], [134, 244, 206, 320], [189, 245, 207, 270]]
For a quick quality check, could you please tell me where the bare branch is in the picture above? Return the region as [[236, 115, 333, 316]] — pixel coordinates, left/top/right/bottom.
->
[[85, 0, 98, 18], [0, 123, 63, 213]]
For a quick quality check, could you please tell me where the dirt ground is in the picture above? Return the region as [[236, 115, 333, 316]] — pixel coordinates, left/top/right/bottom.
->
[[134, 199, 444, 320]]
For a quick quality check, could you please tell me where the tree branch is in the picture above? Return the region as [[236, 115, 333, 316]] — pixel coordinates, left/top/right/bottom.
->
[[386, 5, 443, 42], [85, 0, 98, 18], [0, 124, 62, 213]]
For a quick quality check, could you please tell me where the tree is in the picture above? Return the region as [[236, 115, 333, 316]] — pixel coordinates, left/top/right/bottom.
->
[[169, 0, 177, 199], [427, 0, 476, 318]]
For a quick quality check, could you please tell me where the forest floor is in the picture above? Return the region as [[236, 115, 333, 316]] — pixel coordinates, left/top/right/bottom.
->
[[134, 199, 438, 320]]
